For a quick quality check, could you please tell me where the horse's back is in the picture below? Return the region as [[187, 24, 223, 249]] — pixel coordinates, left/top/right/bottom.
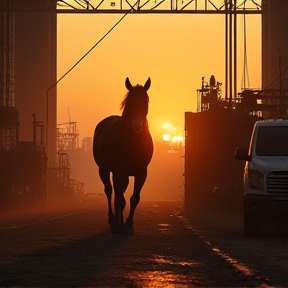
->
[[93, 115, 120, 167], [93, 115, 153, 175]]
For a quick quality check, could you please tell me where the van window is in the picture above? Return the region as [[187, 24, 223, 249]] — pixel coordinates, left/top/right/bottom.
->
[[255, 126, 288, 156]]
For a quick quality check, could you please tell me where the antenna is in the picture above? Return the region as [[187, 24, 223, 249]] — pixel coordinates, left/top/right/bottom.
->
[[68, 107, 71, 123]]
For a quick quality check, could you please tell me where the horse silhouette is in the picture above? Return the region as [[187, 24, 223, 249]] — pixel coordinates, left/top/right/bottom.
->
[[93, 77, 154, 234]]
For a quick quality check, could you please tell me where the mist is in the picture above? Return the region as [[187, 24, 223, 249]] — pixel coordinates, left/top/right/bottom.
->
[[67, 139, 184, 202]]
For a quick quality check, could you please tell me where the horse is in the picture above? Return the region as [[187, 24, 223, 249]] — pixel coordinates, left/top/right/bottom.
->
[[93, 77, 154, 234]]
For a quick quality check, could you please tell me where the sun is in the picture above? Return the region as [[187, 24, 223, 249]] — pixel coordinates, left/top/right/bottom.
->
[[162, 134, 171, 141]]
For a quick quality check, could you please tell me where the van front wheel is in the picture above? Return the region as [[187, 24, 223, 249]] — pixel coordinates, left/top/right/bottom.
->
[[243, 214, 260, 237]]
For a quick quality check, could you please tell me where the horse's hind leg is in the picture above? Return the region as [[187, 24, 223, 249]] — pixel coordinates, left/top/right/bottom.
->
[[125, 168, 147, 235], [99, 166, 114, 226]]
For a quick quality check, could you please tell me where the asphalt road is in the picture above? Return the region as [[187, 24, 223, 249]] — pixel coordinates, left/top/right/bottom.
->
[[1, 199, 288, 287]]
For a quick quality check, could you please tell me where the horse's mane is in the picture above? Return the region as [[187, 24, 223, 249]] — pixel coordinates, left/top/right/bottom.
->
[[120, 85, 149, 111]]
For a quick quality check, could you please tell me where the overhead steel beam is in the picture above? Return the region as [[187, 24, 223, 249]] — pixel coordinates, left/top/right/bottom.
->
[[4, 0, 262, 14], [56, 9, 261, 14]]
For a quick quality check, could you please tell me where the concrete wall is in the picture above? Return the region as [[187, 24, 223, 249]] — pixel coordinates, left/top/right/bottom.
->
[[0, 0, 15, 108], [14, 0, 57, 165], [184, 107, 257, 214], [262, 0, 288, 89]]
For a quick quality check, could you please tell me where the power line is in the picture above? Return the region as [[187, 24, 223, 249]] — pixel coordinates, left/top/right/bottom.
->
[[46, 2, 138, 157], [51, 10, 132, 89], [241, 2, 250, 90]]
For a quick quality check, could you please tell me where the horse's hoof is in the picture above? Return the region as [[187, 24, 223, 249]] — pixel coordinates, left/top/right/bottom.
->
[[108, 215, 115, 227], [111, 224, 123, 234], [124, 225, 134, 235]]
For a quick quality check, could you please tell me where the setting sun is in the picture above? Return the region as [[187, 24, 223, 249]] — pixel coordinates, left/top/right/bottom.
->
[[163, 134, 171, 141], [57, 13, 261, 143]]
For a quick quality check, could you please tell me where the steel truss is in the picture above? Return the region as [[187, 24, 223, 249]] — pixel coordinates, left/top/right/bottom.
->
[[5, 0, 262, 14], [3, 0, 262, 101]]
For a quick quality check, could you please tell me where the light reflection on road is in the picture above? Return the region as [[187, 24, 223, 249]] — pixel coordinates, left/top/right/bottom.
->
[[121, 246, 201, 287], [152, 254, 199, 267], [176, 214, 271, 286], [123, 270, 198, 288]]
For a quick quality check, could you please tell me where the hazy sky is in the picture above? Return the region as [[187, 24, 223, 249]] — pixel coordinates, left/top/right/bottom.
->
[[57, 11, 261, 142]]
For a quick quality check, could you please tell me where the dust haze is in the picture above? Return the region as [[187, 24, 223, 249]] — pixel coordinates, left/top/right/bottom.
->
[[68, 139, 184, 202], [0, 139, 183, 219]]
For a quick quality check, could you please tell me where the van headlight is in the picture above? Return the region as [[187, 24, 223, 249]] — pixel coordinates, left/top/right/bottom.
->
[[248, 169, 264, 190]]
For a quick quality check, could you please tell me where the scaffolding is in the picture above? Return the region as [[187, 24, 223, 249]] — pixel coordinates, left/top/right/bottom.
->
[[57, 121, 79, 151], [196, 75, 223, 112]]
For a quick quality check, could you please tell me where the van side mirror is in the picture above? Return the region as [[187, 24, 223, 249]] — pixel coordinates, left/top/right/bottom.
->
[[235, 147, 250, 161]]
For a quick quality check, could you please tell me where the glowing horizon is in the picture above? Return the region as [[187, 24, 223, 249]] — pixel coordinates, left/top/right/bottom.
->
[[57, 13, 261, 142]]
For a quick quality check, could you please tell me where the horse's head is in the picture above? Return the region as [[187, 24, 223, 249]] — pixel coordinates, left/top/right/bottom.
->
[[121, 77, 151, 133]]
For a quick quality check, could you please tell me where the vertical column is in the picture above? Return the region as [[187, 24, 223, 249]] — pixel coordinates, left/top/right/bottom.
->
[[224, 0, 237, 102], [14, 0, 57, 164], [0, 0, 18, 151], [262, 0, 288, 89], [0, 0, 15, 107]]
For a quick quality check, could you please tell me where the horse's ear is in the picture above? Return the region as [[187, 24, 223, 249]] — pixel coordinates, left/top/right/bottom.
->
[[144, 77, 151, 91], [125, 77, 133, 91]]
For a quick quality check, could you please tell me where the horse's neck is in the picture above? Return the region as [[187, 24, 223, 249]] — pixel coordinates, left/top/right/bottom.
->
[[118, 116, 149, 134]]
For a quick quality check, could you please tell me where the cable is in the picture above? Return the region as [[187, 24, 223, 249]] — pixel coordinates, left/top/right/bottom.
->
[[251, 0, 261, 10], [241, 1, 250, 90], [262, 65, 288, 91], [51, 10, 133, 91], [46, 2, 139, 156]]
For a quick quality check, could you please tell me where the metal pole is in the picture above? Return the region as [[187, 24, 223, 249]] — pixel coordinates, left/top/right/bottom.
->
[[279, 53, 284, 118], [225, 0, 228, 100], [234, 0, 237, 100], [229, 0, 233, 104], [32, 113, 36, 142]]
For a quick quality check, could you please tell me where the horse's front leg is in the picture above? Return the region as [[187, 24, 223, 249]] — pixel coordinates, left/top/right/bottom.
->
[[99, 167, 115, 226], [125, 168, 147, 235], [112, 173, 129, 233]]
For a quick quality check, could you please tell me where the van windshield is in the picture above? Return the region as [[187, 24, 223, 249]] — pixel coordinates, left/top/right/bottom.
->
[[256, 126, 288, 156]]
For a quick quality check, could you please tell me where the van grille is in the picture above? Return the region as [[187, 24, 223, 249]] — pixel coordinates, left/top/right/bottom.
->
[[266, 171, 288, 194]]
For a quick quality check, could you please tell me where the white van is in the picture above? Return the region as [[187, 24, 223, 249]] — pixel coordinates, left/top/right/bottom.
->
[[235, 119, 288, 236]]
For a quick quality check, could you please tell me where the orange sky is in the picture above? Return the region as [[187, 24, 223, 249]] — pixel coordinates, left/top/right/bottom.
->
[[57, 12, 261, 142]]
